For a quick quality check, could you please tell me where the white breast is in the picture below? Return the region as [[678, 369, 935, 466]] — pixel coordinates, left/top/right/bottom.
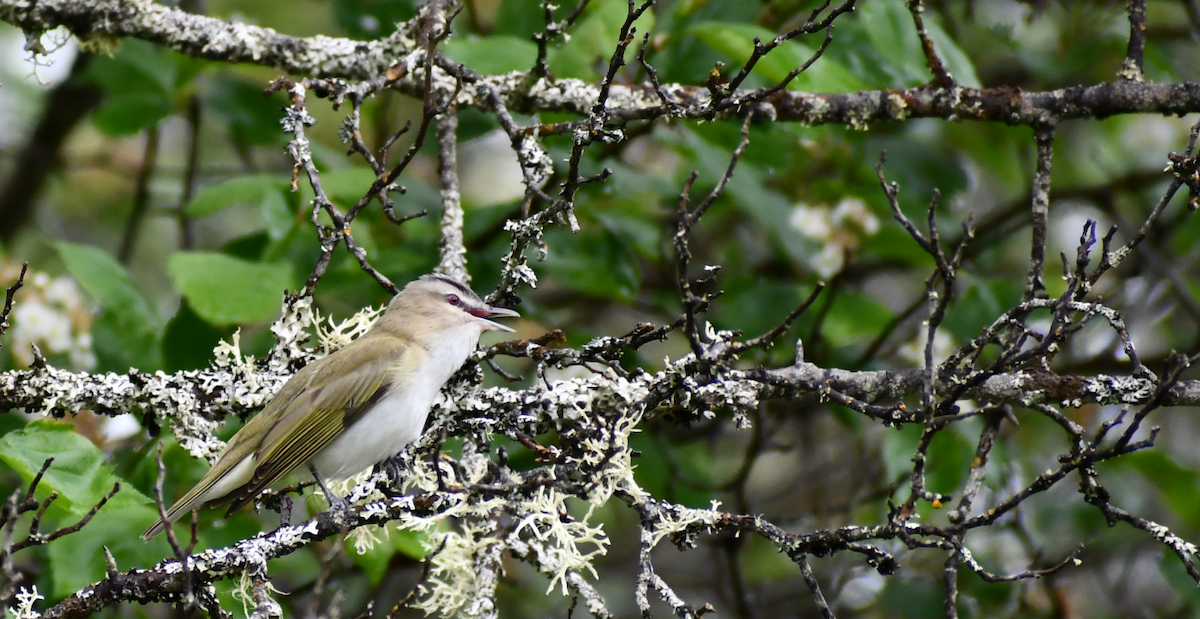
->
[[310, 325, 483, 480], [311, 381, 438, 479]]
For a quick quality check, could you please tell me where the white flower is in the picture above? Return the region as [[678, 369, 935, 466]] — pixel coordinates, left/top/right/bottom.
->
[[70, 333, 96, 369], [12, 300, 74, 363], [812, 243, 845, 279], [832, 197, 879, 236], [789, 203, 832, 240], [13, 302, 60, 344], [43, 277, 81, 308], [4, 267, 95, 370]]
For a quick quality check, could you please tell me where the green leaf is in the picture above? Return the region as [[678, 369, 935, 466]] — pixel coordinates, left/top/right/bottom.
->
[[167, 252, 294, 325], [882, 424, 920, 489], [207, 74, 290, 146], [0, 414, 25, 436], [689, 22, 865, 92], [676, 128, 813, 267], [444, 36, 538, 75], [494, 0, 545, 38], [222, 231, 271, 262], [542, 229, 641, 302], [260, 189, 301, 243], [847, 1, 978, 88], [0, 420, 151, 515], [855, 1, 926, 86], [465, 202, 524, 244], [1125, 451, 1200, 527], [717, 279, 810, 339], [345, 526, 429, 584], [55, 241, 161, 328], [925, 421, 976, 496], [393, 527, 429, 560], [596, 211, 662, 262], [162, 298, 235, 372], [820, 292, 893, 348], [1161, 548, 1200, 609], [925, 21, 981, 88], [878, 576, 944, 619], [87, 39, 177, 135], [943, 274, 1020, 344], [653, 0, 759, 85], [318, 166, 379, 208], [48, 502, 167, 598], [93, 96, 175, 136], [92, 307, 163, 372], [292, 166, 379, 222], [740, 536, 798, 583], [860, 227, 935, 267], [350, 537, 391, 585], [114, 40, 178, 94], [331, 0, 421, 39], [628, 435, 712, 508], [548, 2, 656, 79], [186, 174, 290, 217]]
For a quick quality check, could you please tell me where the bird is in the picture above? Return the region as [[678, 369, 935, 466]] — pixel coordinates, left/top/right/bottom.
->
[[142, 274, 519, 540]]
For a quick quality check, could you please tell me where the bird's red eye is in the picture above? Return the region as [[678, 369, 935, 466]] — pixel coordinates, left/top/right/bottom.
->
[[446, 294, 460, 306]]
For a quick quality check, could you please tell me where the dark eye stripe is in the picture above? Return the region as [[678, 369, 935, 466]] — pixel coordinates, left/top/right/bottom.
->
[[428, 274, 475, 299]]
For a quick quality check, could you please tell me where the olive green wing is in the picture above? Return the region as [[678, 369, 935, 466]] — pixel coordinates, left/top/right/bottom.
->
[[140, 365, 318, 540], [222, 337, 401, 514]]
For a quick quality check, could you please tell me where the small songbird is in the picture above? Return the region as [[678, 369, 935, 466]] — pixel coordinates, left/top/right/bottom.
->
[[142, 274, 518, 540]]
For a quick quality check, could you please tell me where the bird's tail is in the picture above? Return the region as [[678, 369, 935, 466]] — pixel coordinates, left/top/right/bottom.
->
[[141, 487, 207, 541], [141, 453, 257, 541]]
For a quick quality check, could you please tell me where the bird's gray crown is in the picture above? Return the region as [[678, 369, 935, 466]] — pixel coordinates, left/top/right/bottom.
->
[[415, 273, 480, 302]]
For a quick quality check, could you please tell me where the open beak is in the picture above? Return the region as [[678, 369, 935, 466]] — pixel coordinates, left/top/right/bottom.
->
[[470, 306, 520, 332]]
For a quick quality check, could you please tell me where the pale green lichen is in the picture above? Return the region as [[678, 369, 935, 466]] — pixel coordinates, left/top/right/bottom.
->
[[313, 304, 383, 353]]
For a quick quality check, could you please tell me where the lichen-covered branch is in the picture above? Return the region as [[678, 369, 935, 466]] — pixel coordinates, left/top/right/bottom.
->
[[3, 351, 1194, 437], [3, 0, 1199, 128]]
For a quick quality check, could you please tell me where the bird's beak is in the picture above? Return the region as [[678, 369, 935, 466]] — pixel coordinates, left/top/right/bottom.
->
[[470, 306, 520, 332]]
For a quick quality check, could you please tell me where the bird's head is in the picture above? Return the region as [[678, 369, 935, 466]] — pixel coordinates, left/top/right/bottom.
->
[[380, 274, 519, 339]]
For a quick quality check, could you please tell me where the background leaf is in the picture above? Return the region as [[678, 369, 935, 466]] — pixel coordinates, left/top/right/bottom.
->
[[86, 40, 177, 135], [55, 242, 161, 330], [166, 252, 295, 325], [54, 242, 163, 370], [690, 22, 866, 92], [186, 174, 290, 218], [0, 420, 150, 514], [444, 36, 538, 75]]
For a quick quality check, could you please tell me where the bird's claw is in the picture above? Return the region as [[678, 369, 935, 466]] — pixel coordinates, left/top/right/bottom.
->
[[309, 465, 351, 512], [328, 494, 350, 511], [374, 455, 406, 497]]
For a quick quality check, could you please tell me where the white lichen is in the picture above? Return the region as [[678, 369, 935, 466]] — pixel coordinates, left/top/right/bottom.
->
[[10, 586, 43, 619]]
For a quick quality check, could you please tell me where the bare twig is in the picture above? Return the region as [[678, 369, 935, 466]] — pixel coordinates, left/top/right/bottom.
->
[[118, 126, 160, 264], [1120, 0, 1148, 82], [907, 0, 955, 87], [155, 443, 194, 608], [0, 263, 27, 341]]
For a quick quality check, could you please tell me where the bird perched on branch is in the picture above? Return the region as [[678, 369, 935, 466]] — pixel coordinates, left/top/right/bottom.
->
[[142, 274, 519, 540]]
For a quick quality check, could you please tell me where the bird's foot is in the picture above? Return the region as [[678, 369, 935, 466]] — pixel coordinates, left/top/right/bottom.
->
[[327, 494, 350, 511], [309, 465, 350, 512], [375, 455, 407, 497]]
